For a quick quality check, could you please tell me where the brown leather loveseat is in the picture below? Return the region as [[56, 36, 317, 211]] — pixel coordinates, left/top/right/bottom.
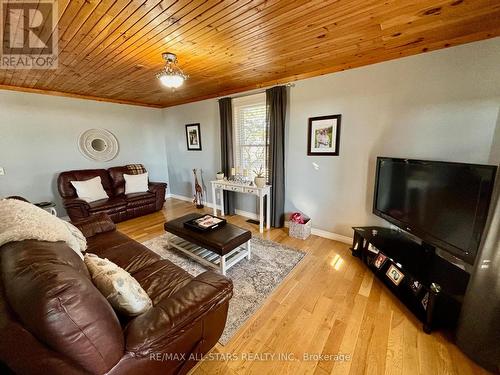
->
[[0, 213, 233, 374], [58, 165, 167, 223]]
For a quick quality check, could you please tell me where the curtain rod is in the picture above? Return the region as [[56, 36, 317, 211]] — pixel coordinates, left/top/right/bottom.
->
[[217, 83, 295, 101]]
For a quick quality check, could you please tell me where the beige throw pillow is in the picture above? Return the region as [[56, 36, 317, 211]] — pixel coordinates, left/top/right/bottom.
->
[[70, 176, 109, 202], [123, 172, 149, 194], [84, 253, 152, 316]]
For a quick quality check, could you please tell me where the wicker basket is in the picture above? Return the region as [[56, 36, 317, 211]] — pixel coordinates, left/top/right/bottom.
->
[[289, 219, 312, 240]]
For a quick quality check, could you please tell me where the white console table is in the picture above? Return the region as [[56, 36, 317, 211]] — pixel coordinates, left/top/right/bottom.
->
[[210, 180, 271, 233]]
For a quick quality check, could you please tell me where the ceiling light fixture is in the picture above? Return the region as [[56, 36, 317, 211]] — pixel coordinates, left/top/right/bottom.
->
[[156, 52, 187, 89]]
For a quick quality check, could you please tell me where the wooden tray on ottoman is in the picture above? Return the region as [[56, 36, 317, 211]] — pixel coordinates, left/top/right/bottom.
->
[[164, 213, 252, 275], [183, 214, 226, 231]]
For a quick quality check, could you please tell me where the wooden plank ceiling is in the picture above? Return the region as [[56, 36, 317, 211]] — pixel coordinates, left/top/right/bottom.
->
[[0, 0, 499, 108]]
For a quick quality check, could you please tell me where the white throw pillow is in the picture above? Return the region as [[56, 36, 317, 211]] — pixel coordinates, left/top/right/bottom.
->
[[123, 172, 149, 194], [84, 253, 152, 316], [70, 176, 108, 202]]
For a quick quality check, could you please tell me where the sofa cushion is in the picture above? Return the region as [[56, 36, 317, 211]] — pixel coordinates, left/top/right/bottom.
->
[[124, 192, 156, 209], [1, 240, 124, 374], [88, 197, 127, 213], [70, 176, 109, 202], [87, 231, 159, 273], [84, 254, 153, 316], [58, 169, 114, 199], [87, 231, 193, 304], [73, 213, 116, 238], [126, 164, 147, 175], [108, 165, 149, 197], [131, 260, 193, 305], [124, 172, 149, 194], [125, 191, 155, 201], [108, 166, 129, 196], [0, 216, 232, 375]]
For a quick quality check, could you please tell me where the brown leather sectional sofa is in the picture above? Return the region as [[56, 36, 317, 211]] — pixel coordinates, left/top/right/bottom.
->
[[58, 165, 167, 223], [0, 213, 233, 374]]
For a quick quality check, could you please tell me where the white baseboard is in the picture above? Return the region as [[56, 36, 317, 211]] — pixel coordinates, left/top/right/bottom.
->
[[235, 209, 259, 220], [167, 193, 194, 203], [311, 228, 353, 244], [167, 194, 352, 244], [167, 193, 259, 221]]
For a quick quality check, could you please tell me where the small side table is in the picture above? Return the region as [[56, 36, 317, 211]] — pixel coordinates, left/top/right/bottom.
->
[[35, 201, 57, 216], [210, 180, 271, 233]]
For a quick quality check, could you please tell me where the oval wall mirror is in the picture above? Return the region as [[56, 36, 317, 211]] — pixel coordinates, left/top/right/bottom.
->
[[78, 129, 119, 161]]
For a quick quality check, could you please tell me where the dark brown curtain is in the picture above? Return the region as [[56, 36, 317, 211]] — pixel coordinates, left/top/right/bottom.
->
[[266, 86, 287, 227], [456, 167, 500, 372], [219, 97, 235, 215]]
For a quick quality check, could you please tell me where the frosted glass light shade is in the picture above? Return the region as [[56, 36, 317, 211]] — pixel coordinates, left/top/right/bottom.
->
[[159, 73, 185, 88], [156, 52, 187, 89]]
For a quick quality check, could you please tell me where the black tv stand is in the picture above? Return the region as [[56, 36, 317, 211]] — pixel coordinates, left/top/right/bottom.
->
[[351, 226, 469, 333]]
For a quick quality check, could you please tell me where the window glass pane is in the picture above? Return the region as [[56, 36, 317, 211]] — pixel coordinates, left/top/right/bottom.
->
[[233, 93, 267, 178], [241, 146, 266, 175]]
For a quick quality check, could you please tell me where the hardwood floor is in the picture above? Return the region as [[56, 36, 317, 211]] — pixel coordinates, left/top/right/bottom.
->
[[117, 198, 488, 375]]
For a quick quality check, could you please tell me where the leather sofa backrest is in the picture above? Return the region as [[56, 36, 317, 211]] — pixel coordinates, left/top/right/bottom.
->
[[108, 166, 130, 196], [58, 169, 114, 199], [108, 165, 149, 196], [0, 240, 125, 374]]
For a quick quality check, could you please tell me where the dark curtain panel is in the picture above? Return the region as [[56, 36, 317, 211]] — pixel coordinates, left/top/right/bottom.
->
[[266, 86, 287, 227], [219, 97, 236, 215], [456, 167, 500, 373]]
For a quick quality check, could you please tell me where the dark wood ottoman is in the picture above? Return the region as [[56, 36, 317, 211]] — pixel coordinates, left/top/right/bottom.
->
[[164, 213, 252, 275]]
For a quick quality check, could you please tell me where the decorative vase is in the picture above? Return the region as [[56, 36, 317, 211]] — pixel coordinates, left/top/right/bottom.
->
[[216, 173, 224, 180], [254, 176, 266, 188]]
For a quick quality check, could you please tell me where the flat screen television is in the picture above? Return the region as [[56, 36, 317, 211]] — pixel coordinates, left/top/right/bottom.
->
[[373, 157, 497, 264]]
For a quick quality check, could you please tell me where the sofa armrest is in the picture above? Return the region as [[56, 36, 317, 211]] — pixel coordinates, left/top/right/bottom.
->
[[148, 182, 167, 193], [63, 198, 91, 222], [148, 182, 167, 210], [63, 198, 90, 209], [124, 271, 233, 355], [72, 213, 116, 238]]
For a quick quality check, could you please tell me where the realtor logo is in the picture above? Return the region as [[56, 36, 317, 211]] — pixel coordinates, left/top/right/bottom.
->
[[0, 0, 58, 69]]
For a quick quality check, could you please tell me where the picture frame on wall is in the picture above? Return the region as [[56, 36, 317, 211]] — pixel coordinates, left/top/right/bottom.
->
[[185, 123, 202, 151], [307, 114, 341, 156]]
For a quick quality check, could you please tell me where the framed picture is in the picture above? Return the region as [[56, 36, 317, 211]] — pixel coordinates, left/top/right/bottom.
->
[[409, 278, 423, 295], [386, 264, 405, 286], [367, 243, 379, 254], [421, 292, 430, 311], [373, 253, 387, 269], [185, 123, 202, 151], [307, 114, 341, 156]]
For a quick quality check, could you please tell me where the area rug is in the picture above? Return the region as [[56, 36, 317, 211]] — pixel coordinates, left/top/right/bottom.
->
[[142, 234, 305, 345]]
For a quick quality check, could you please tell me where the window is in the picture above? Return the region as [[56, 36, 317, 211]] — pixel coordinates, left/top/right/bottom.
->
[[233, 93, 267, 179]]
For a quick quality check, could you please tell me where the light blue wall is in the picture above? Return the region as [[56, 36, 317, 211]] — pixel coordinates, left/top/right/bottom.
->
[[1, 38, 498, 235], [286, 38, 500, 236], [490, 109, 500, 164], [0, 91, 169, 215], [163, 100, 220, 204], [162, 99, 257, 213], [163, 38, 500, 236]]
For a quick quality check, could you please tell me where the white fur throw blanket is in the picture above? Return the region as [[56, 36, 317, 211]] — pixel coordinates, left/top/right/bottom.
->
[[0, 199, 86, 259]]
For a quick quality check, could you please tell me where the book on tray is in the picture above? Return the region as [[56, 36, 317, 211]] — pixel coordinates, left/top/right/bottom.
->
[[184, 215, 226, 231]]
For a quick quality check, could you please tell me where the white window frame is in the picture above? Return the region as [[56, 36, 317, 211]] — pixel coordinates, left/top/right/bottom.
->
[[232, 93, 267, 178]]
